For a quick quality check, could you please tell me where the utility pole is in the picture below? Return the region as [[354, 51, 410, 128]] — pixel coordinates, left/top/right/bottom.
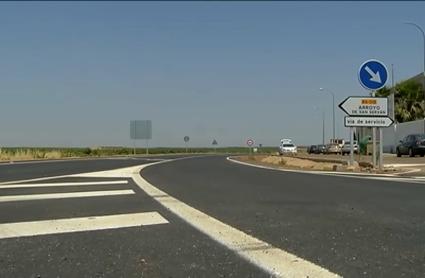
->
[[322, 110, 325, 145], [319, 88, 336, 140]]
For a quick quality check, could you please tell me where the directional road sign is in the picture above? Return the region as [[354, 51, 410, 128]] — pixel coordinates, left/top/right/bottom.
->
[[358, 59, 388, 91], [339, 97, 388, 117], [246, 139, 254, 147], [130, 120, 152, 140], [344, 116, 394, 127]]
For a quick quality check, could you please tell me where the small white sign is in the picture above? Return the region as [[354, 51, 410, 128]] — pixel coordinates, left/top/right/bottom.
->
[[344, 116, 394, 127], [339, 97, 388, 116]]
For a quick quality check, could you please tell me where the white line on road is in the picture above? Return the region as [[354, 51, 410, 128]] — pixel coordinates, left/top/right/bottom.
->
[[0, 180, 128, 189], [0, 212, 168, 239], [133, 163, 340, 278], [0, 189, 135, 203], [386, 163, 425, 167]]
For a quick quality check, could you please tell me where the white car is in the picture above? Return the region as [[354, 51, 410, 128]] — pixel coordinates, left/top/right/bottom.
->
[[341, 141, 359, 155], [278, 142, 297, 155]]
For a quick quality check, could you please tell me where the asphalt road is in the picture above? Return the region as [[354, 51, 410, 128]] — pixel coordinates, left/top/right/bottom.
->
[[142, 156, 425, 278], [0, 155, 188, 183], [1, 155, 425, 277], [0, 156, 265, 278]]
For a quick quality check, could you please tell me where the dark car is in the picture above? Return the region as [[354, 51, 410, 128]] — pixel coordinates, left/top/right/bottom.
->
[[396, 134, 425, 157], [307, 145, 318, 154], [316, 144, 328, 154]]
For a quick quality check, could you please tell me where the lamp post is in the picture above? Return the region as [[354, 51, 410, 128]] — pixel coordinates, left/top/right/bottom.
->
[[404, 22, 425, 105], [313, 106, 325, 145], [319, 88, 336, 140]]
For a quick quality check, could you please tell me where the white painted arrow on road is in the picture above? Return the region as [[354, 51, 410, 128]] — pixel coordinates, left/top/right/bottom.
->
[[365, 66, 382, 83]]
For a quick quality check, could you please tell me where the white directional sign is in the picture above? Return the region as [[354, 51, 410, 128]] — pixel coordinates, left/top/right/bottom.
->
[[344, 116, 394, 127], [338, 97, 388, 116]]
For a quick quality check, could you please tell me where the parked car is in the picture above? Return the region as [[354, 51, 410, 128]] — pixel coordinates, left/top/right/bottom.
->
[[341, 141, 359, 155], [307, 145, 318, 154], [316, 144, 328, 154], [326, 143, 341, 154], [396, 134, 425, 157], [278, 142, 297, 155]]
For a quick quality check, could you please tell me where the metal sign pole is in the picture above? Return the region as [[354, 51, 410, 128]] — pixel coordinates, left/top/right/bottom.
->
[[350, 127, 354, 166], [380, 130, 382, 169], [372, 127, 377, 168], [371, 90, 376, 168], [133, 140, 136, 156]]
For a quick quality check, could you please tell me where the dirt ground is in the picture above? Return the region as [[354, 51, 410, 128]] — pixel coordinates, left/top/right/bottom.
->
[[237, 155, 383, 173], [236, 152, 425, 175]]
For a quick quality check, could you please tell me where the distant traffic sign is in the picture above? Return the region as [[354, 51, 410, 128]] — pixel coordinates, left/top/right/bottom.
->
[[184, 136, 190, 142], [212, 139, 218, 145], [246, 139, 254, 147], [344, 116, 394, 127], [358, 59, 388, 91], [338, 97, 388, 117]]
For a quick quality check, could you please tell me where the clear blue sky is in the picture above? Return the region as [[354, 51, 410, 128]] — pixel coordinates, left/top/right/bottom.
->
[[0, 2, 424, 147]]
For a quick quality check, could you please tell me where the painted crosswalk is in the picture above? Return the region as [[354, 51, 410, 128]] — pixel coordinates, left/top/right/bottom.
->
[[0, 212, 168, 239], [0, 189, 135, 203], [0, 180, 128, 189], [0, 178, 168, 239]]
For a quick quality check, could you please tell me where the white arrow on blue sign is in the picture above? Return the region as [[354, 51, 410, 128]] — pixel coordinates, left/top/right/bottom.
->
[[358, 59, 388, 91]]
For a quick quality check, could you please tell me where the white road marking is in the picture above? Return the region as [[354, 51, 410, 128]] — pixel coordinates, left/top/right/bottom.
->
[[386, 163, 425, 167], [0, 180, 128, 189], [0, 174, 78, 186], [0, 212, 168, 239], [132, 163, 340, 278], [0, 189, 135, 203], [72, 168, 136, 178]]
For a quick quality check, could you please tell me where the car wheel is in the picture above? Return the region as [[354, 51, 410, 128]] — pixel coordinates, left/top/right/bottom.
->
[[409, 148, 414, 157], [421, 153, 424, 157], [396, 148, 401, 157]]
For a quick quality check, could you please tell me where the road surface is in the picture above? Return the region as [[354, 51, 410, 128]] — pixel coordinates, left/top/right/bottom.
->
[[1, 155, 424, 277]]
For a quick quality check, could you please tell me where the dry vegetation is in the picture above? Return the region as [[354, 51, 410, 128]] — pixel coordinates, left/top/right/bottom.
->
[[0, 149, 63, 161], [239, 154, 361, 172]]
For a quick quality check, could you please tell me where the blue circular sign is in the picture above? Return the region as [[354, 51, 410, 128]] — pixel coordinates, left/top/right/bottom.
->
[[358, 59, 388, 91]]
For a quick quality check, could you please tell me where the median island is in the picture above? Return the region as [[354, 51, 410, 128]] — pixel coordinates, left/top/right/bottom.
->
[[234, 154, 399, 174]]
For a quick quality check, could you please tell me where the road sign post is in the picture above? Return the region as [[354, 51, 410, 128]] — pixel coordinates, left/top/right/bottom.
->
[[130, 120, 152, 156], [355, 60, 389, 169], [212, 139, 218, 153], [372, 126, 377, 168], [379, 128, 384, 170], [340, 95, 389, 166], [246, 139, 254, 155], [350, 127, 354, 166], [184, 136, 190, 153]]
